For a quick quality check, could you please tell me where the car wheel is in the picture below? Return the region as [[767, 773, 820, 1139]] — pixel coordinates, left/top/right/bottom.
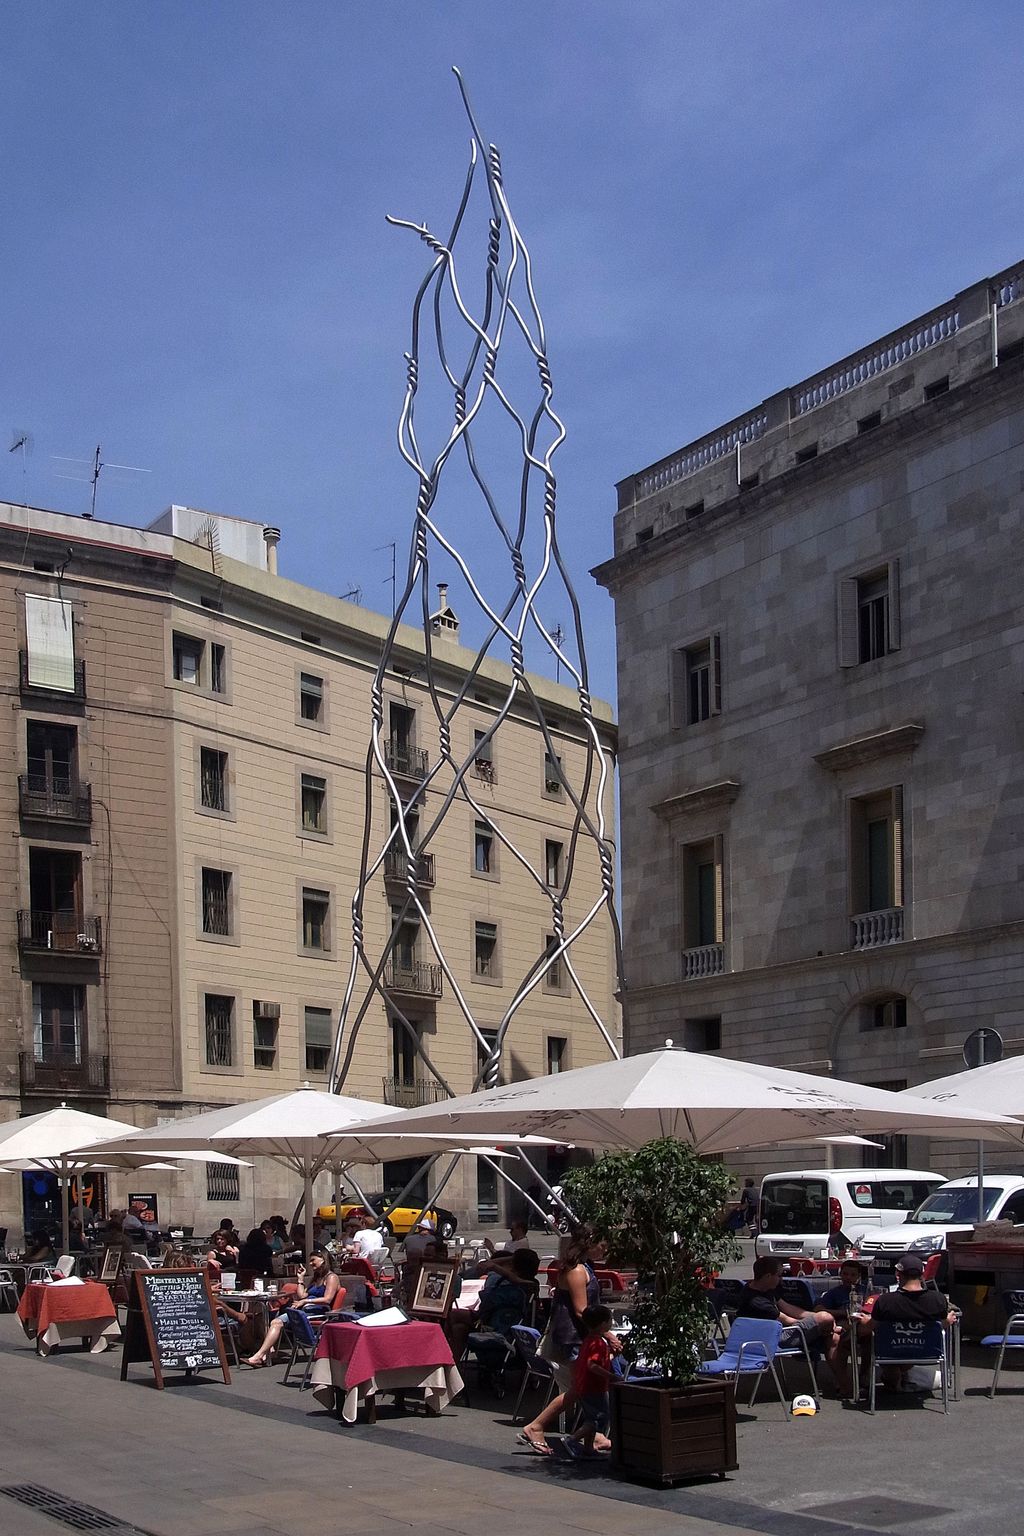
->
[[439, 1216, 456, 1241]]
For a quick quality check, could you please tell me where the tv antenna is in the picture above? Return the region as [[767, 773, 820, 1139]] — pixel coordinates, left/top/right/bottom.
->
[[9, 430, 33, 472], [51, 442, 151, 518], [376, 541, 396, 617], [549, 621, 566, 683], [338, 585, 363, 605]]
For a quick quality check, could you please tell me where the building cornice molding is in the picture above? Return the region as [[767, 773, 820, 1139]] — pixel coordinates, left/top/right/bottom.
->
[[652, 780, 741, 820], [814, 723, 925, 773]]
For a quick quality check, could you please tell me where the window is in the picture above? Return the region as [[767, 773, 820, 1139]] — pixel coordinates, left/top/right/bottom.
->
[[207, 1163, 240, 1202], [681, 837, 724, 953], [301, 773, 327, 835], [924, 375, 949, 401], [28, 847, 82, 947], [684, 1016, 722, 1051], [299, 672, 324, 723], [850, 788, 903, 915], [390, 904, 420, 971], [545, 840, 564, 888], [172, 632, 203, 685], [24, 594, 76, 691], [200, 748, 228, 812], [543, 750, 563, 797], [204, 993, 234, 1068], [542, 933, 565, 992], [861, 996, 908, 1032], [862, 1079, 907, 1167], [304, 1006, 332, 1074], [26, 720, 77, 796], [302, 888, 331, 952], [32, 983, 84, 1062], [253, 1002, 279, 1070], [474, 820, 495, 876], [473, 729, 495, 780], [546, 1036, 568, 1074], [857, 410, 882, 434], [210, 643, 226, 694], [477, 1027, 503, 1087], [838, 562, 900, 666], [391, 1016, 420, 1087], [672, 635, 721, 727], [474, 920, 499, 980], [201, 868, 232, 937]]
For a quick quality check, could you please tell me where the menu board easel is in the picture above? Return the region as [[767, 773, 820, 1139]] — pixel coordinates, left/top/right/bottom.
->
[[121, 1268, 230, 1389]]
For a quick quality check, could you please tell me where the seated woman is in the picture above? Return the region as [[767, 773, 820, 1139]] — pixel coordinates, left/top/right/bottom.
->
[[23, 1228, 57, 1265], [465, 1250, 541, 1385], [237, 1225, 276, 1277], [205, 1229, 236, 1281], [243, 1252, 346, 1367]]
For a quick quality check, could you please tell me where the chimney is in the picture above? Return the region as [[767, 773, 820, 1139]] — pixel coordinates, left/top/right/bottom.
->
[[262, 525, 281, 576], [430, 581, 459, 640], [437, 582, 448, 609]]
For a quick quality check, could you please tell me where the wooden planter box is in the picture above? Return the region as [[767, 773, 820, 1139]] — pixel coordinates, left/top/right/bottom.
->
[[610, 1378, 737, 1485]]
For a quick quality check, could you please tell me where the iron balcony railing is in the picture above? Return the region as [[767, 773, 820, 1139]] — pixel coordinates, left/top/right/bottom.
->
[[18, 775, 92, 826], [19, 651, 87, 701], [381, 1077, 450, 1108], [383, 849, 436, 887], [383, 958, 443, 997], [20, 1051, 109, 1094], [681, 942, 725, 980], [383, 740, 430, 780], [850, 907, 904, 950], [17, 911, 103, 956]]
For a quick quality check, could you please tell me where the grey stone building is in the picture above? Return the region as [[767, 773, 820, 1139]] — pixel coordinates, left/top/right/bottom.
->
[[595, 261, 1024, 1177]]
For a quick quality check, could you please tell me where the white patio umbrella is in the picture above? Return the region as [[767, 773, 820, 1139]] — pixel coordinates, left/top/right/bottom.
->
[[903, 1057, 1024, 1221], [347, 1045, 1024, 1155], [87, 1085, 401, 1264]]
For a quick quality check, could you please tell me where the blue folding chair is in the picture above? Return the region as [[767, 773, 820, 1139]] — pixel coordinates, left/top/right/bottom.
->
[[697, 1317, 791, 1420], [509, 1325, 558, 1424], [775, 1321, 823, 1407], [982, 1289, 1024, 1398], [281, 1308, 321, 1389], [868, 1320, 948, 1414]]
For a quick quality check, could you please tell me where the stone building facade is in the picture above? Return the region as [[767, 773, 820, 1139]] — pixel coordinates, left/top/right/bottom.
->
[[1, 502, 618, 1239], [595, 261, 1024, 1178]]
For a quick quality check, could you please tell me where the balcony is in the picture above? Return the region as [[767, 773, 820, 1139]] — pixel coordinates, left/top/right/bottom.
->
[[17, 911, 102, 957], [681, 943, 725, 980], [383, 848, 436, 887], [20, 1051, 109, 1095], [383, 958, 443, 997], [851, 907, 904, 950], [19, 651, 86, 701], [381, 1076, 450, 1108], [18, 775, 92, 827], [384, 740, 430, 781]]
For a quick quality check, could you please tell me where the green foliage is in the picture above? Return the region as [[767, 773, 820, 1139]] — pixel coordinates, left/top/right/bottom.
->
[[563, 1138, 740, 1385]]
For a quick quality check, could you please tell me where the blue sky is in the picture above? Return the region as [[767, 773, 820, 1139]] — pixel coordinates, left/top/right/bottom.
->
[[2, 4, 1021, 703]]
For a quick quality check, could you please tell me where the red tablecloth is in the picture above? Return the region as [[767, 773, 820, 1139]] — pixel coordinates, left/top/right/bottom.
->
[[17, 1282, 119, 1356], [311, 1321, 461, 1422]]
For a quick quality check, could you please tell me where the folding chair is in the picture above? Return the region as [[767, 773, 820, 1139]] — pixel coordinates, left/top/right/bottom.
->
[[0, 1269, 19, 1311], [509, 1325, 558, 1424], [218, 1315, 241, 1366], [52, 1255, 76, 1279], [982, 1289, 1024, 1398], [775, 1322, 822, 1407], [281, 1308, 321, 1389], [706, 1291, 730, 1347], [696, 1317, 791, 1421], [868, 1320, 949, 1415]]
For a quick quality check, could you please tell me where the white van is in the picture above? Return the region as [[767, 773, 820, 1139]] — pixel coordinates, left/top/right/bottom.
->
[[855, 1174, 1024, 1266], [755, 1168, 945, 1260]]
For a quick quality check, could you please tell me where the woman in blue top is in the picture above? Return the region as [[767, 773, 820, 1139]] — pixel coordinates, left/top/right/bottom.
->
[[243, 1252, 344, 1366]]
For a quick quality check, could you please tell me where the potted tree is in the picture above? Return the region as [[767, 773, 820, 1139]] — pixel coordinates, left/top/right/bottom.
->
[[564, 1137, 741, 1484]]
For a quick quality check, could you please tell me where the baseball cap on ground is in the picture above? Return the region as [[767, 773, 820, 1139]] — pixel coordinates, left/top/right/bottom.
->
[[791, 1394, 817, 1417]]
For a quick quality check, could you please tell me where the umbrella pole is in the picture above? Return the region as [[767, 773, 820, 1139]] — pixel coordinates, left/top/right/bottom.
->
[[513, 1148, 578, 1224], [332, 1166, 342, 1240], [977, 1140, 985, 1226], [60, 1156, 71, 1255], [482, 1156, 556, 1230], [407, 1155, 460, 1230], [303, 1166, 314, 1268]]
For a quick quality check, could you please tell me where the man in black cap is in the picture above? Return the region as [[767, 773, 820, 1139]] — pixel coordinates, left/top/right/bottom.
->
[[869, 1252, 956, 1392]]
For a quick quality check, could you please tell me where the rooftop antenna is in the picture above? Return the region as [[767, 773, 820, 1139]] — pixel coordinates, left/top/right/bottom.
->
[[9, 430, 33, 472], [338, 585, 363, 605], [51, 442, 150, 518], [549, 621, 566, 683], [376, 541, 396, 616]]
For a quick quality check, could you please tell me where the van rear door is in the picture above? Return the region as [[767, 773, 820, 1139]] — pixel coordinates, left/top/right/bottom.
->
[[760, 1176, 828, 1249]]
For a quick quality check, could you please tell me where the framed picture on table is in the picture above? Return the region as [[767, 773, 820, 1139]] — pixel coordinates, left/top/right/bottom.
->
[[410, 1258, 458, 1320], [99, 1247, 123, 1283]]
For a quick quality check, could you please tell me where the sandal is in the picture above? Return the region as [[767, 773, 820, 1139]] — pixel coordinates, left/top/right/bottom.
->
[[516, 1431, 553, 1457]]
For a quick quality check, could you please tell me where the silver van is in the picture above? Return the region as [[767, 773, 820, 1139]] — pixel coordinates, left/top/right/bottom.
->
[[755, 1168, 945, 1260]]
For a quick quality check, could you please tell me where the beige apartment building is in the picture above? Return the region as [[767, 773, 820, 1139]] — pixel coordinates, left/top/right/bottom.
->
[[596, 260, 1024, 1180], [0, 501, 618, 1240]]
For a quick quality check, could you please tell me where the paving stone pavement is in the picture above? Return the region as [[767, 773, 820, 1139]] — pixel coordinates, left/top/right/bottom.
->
[[0, 1314, 1020, 1536]]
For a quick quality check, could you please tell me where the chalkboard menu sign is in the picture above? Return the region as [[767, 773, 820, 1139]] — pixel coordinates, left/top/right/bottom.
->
[[121, 1269, 230, 1389]]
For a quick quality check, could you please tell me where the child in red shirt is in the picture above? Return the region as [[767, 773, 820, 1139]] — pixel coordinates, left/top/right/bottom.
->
[[569, 1304, 614, 1456]]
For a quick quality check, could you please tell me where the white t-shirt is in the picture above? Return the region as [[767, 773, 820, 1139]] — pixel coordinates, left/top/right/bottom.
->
[[351, 1228, 385, 1259]]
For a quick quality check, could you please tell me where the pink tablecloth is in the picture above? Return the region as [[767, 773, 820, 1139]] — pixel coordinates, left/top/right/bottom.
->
[[17, 1282, 120, 1356], [310, 1321, 461, 1422]]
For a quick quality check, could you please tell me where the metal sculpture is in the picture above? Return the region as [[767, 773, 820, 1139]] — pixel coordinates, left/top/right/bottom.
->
[[330, 71, 622, 1098]]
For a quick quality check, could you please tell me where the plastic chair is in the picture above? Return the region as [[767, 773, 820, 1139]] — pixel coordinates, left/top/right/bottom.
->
[[0, 1268, 18, 1311], [697, 1317, 791, 1420], [52, 1255, 76, 1279], [775, 1324, 822, 1407], [281, 1308, 321, 1389], [868, 1320, 949, 1415], [706, 1291, 730, 1346], [779, 1277, 816, 1310], [982, 1290, 1024, 1398], [218, 1316, 241, 1366], [509, 1325, 558, 1424]]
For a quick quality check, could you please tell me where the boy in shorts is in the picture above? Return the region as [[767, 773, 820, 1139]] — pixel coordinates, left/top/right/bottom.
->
[[568, 1304, 615, 1457]]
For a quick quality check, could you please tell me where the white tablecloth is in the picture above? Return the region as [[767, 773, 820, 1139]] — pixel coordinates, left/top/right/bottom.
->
[[309, 1357, 464, 1423], [34, 1317, 121, 1357]]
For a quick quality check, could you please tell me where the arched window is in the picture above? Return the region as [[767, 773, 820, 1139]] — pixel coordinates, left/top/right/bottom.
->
[[859, 995, 907, 1033]]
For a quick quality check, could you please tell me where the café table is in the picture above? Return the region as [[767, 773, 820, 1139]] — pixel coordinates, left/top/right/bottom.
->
[[17, 1280, 120, 1357], [310, 1320, 463, 1424]]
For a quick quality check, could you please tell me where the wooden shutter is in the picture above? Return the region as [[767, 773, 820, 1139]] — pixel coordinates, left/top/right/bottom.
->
[[891, 785, 905, 909], [886, 558, 901, 652], [713, 832, 725, 945], [837, 578, 859, 667], [710, 633, 722, 715]]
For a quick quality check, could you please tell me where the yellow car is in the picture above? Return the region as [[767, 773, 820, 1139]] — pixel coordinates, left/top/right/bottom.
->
[[317, 1192, 457, 1240]]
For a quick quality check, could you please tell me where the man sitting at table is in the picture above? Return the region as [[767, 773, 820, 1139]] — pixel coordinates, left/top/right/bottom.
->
[[869, 1253, 956, 1393], [345, 1212, 385, 1263], [736, 1256, 838, 1351], [482, 1219, 534, 1256], [819, 1259, 869, 1397]]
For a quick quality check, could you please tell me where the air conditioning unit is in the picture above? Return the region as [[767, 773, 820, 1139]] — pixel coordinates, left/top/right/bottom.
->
[[253, 1000, 281, 1020]]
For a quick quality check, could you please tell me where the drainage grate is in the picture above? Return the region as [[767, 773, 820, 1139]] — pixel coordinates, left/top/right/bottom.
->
[[0, 1485, 153, 1534]]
